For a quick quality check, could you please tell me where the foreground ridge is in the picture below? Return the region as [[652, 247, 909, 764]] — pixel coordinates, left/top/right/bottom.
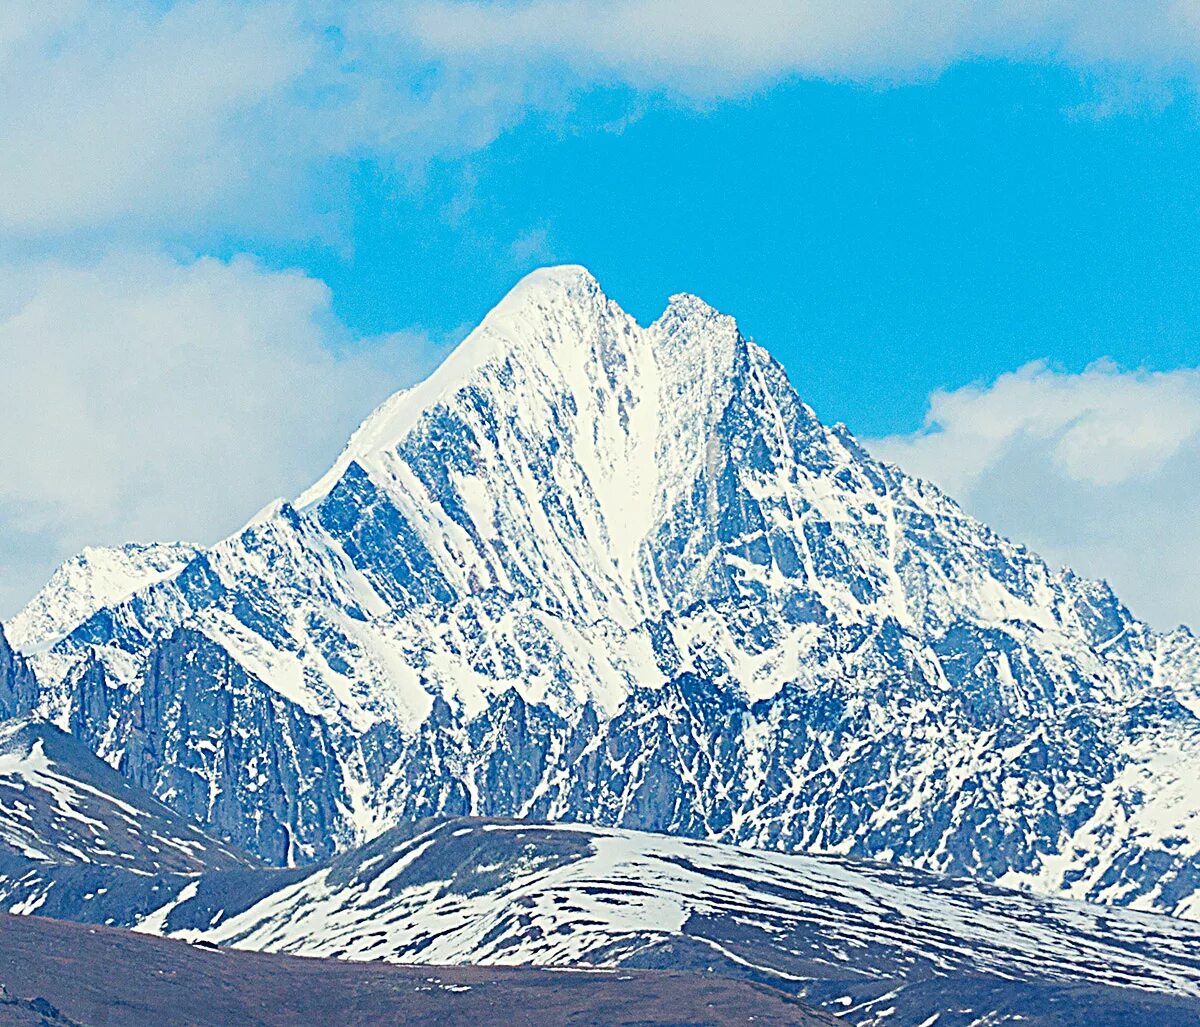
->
[[16, 816, 1200, 1027], [0, 912, 827, 1027], [16, 732, 1199, 1025], [3, 753, 1198, 1027]]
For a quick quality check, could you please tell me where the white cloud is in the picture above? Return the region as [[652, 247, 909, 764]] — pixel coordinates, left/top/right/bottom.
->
[[404, 0, 1200, 96], [868, 361, 1200, 631], [0, 0, 552, 240], [6, 1, 1200, 241], [0, 251, 442, 616], [0, 2, 313, 236]]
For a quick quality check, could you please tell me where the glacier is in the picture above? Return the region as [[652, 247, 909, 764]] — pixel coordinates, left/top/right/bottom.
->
[[3, 264, 1199, 918]]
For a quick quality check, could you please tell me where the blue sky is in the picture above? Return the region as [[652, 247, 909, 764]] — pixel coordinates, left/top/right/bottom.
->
[[272, 62, 1200, 436], [2, 2, 1200, 630]]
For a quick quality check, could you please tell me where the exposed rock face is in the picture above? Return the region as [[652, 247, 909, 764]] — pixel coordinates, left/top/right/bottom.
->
[[6, 266, 1200, 919], [0, 629, 37, 722], [115, 629, 351, 866]]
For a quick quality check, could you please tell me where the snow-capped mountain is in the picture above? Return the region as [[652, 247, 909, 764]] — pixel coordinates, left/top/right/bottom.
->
[[139, 818, 1200, 1027], [5, 543, 198, 656], [5, 266, 1200, 917]]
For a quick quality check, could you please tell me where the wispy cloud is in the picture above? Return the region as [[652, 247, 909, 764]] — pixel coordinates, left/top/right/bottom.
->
[[868, 361, 1200, 630], [404, 0, 1200, 96], [0, 1, 552, 241], [0, 2, 313, 236]]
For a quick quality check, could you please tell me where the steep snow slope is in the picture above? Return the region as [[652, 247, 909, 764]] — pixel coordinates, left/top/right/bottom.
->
[[143, 818, 1200, 1027], [7, 266, 1200, 916]]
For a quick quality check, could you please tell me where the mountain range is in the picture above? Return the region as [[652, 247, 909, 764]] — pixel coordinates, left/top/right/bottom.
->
[[1, 719, 1197, 1026], [2, 264, 1199, 928]]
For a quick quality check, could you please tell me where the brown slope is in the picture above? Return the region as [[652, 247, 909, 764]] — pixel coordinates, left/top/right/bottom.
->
[[0, 913, 836, 1027]]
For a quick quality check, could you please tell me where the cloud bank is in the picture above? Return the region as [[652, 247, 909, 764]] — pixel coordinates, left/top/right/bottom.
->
[[0, 1, 554, 240], [869, 362, 1200, 630], [405, 0, 1200, 95], [5, 1, 1200, 241]]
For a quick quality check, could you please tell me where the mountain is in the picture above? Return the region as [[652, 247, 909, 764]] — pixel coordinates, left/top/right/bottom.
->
[[5, 265, 1200, 916], [8, 719, 1195, 1026], [138, 818, 1200, 1027], [0, 717, 258, 925], [0, 913, 827, 1027], [5, 544, 198, 656]]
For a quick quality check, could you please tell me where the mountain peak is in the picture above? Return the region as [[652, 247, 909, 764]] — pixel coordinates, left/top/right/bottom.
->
[[298, 266, 742, 513], [473, 263, 623, 358], [501, 263, 601, 303], [13, 266, 1200, 924], [660, 289, 723, 322], [475, 264, 610, 342]]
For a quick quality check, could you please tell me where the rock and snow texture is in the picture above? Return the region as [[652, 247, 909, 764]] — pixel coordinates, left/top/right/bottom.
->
[[5, 543, 198, 655], [0, 717, 257, 924], [147, 818, 1200, 1027], [0, 627, 38, 722], [5, 265, 1200, 916]]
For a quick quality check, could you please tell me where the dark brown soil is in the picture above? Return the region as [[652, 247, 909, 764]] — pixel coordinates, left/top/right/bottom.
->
[[0, 913, 836, 1027]]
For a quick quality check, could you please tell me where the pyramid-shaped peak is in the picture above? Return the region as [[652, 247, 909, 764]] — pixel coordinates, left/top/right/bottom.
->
[[297, 266, 747, 511], [503, 267, 732, 326], [507, 263, 602, 299], [495, 268, 741, 362], [482, 264, 617, 335], [430, 265, 631, 379]]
